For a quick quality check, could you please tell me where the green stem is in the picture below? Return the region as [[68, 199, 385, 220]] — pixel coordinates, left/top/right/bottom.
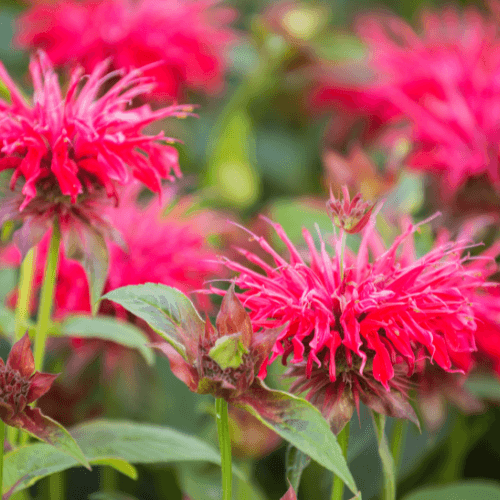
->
[[339, 229, 346, 281], [10, 247, 37, 449], [100, 466, 118, 492], [14, 247, 36, 340], [47, 472, 65, 500], [372, 412, 396, 500], [34, 222, 61, 372], [215, 398, 232, 500], [390, 419, 408, 478], [331, 421, 350, 500], [0, 420, 4, 496]]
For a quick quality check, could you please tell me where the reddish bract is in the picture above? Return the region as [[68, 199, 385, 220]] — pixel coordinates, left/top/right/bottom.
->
[[0, 334, 58, 435]]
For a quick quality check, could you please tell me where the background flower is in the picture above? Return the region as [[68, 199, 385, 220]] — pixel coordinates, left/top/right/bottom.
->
[[16, 0, 237, 100]]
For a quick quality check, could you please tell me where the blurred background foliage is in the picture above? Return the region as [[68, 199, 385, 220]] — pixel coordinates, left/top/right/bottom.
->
[[1, 0, 500, 499]]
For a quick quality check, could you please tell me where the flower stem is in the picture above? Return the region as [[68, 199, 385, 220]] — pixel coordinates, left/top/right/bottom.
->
[[14, 246, 36, 340], [339, 229, 346, 281], [215, 398, 232, 500], [0, 420, 4, 495], [9, 247, 37, 448], [34, 222, 61, 372], [331, 421, 350, 500], [390, 418, 408, 477], [372, 412, 396, 500]]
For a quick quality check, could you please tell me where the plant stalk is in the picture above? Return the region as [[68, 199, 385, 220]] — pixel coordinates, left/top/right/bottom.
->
[[34, 222, 61, 372], [9, 247, 37, 448], [0, 420, 4, 496], [390, 418, 408, 477], [331, 421, 350, 500], [372, 412, 396, 500], [215, 398, 232, 500]]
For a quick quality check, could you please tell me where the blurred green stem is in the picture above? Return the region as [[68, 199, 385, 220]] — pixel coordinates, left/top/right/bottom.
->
[[14, 247, 36, 340], [390, 419, 408, 477], [215, 398, 232, 500], [33, 221, 62, 500], [372, 412, 396, 500], [0, 420, 4, 497], [331, 421, 350, 500], [100, 466, 118, 492], [34, 221, 61, 371], [9, 247, 36, 448], [48, 473, 65, 500]]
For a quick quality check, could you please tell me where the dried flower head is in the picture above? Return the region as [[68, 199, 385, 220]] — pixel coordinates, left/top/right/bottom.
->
[[0, 333, 58, 435], [0, 51, 193, 255], [326, 185, 376, 234], [16, 0, 237, 100], [219, 213, 492, 433]]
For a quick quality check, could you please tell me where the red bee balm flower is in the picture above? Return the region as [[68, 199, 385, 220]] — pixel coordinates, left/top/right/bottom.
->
[[0, 51, 193, 253], [16, 0, 237, 100], [0, 333, 58, 435], [220, 215, 492, 432]]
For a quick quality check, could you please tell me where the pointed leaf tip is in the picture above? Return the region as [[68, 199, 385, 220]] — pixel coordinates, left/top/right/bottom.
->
[[216, 284, 253, 348], [7, 333, 34, 378]]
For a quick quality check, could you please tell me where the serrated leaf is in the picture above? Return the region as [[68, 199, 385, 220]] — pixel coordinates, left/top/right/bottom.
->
[[60, 315, 155, 366], [102, 284, 205, 362], [402, 481, 500, 500], [235, 379, 357, 494], [3, 419, 244, 497], [286, 444, 311, 493], [208, 334, 248, 370]]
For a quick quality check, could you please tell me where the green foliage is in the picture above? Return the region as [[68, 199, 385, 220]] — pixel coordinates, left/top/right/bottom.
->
[[402, 481, 500, 500], [102, 284, 204, 362], [4, 419, 243, 496], [59, 315, 155, 366]]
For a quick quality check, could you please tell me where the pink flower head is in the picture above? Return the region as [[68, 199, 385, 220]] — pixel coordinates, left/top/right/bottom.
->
[[220, 213, 492, 432], [0, 333, 58, 435], [326, 185, 375, 234], [313, 6, 500, 198], [0, 51, 193, 253], [16, 0, 237, 100]]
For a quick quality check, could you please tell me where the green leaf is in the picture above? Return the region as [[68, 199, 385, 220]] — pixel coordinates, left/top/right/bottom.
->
[[237, 380, 357, 495], [60, 315, 155, 366], [286, 444, 311, 493], [0, 305, 16, 338], [102, 284, 205, 362], [22, 412, 90, 470], [4, 419, 244, 497], [90, 458, 138, 480], [209, 334, 248, 370], [402, 481, 500, 500]]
